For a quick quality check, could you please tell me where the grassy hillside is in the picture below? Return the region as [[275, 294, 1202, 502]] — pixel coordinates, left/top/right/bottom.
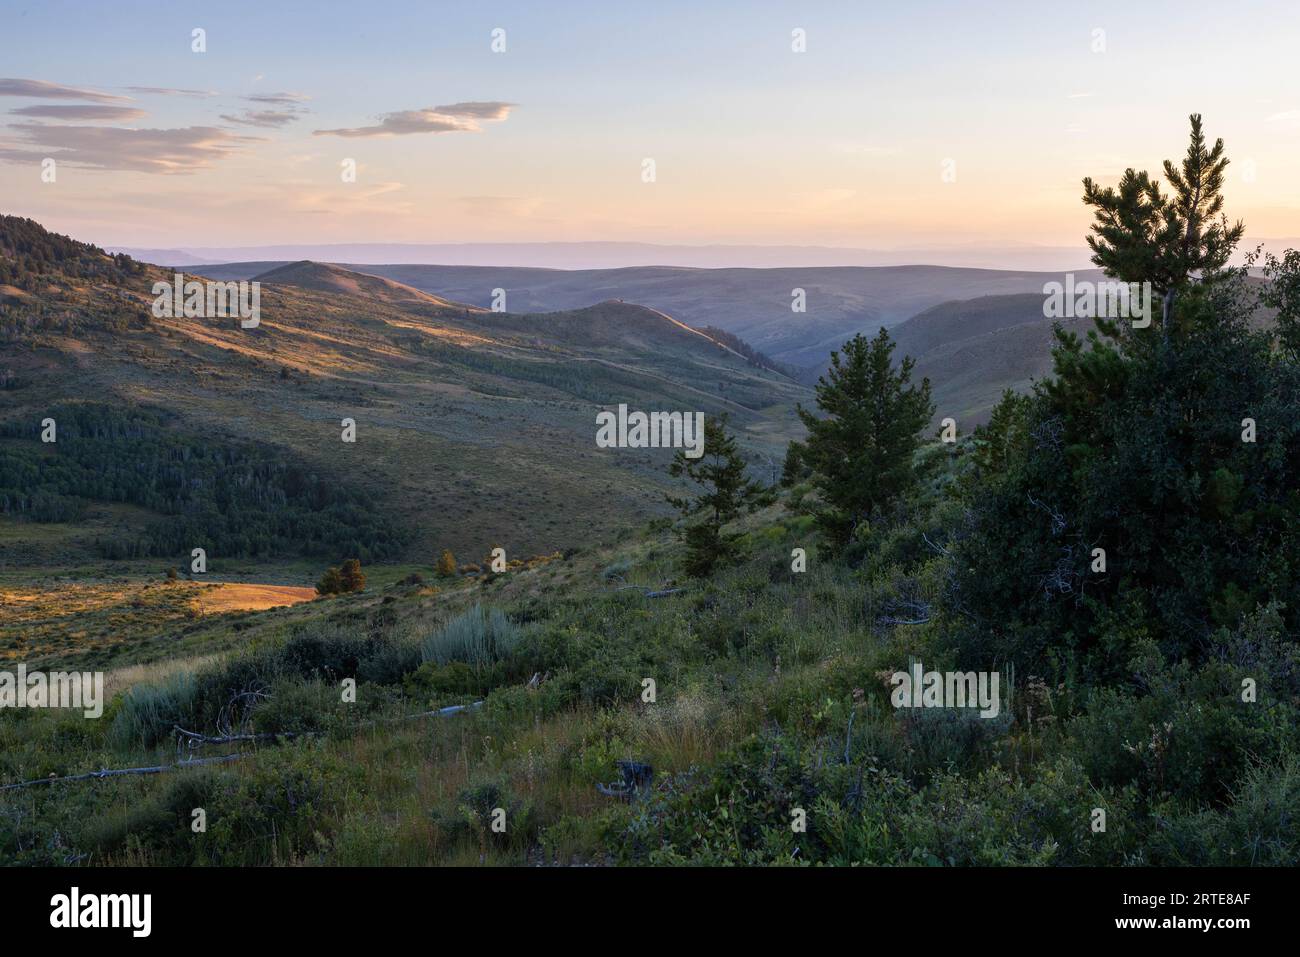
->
[[891, 281, 1276, 426], [4, 490, 1294, 866], [886, 294, 1089, 425], [1, 223, 808, 570]]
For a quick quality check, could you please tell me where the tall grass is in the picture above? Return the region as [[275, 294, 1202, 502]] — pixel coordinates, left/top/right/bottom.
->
[[421, 604, 520, 669], [107, 670, 198, 750], [103, 653, 222, 701]]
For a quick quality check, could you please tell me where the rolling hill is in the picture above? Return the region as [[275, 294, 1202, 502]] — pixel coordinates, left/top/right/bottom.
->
[[887, 293, 1083, 422], [892, 279, 1277, 424], [1, 219, 808, 573], [194, 261, 1105, 372]]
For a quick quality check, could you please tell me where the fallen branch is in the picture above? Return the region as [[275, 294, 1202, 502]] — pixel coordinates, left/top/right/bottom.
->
[[406, 701, 483, 720], [611, 585, 685, 599], [174, 726, 307, 745], [0, 754, 244, 792], [921, 532, 951, 556], [1, 701, 488, 791], [178, 701, 486, 747]]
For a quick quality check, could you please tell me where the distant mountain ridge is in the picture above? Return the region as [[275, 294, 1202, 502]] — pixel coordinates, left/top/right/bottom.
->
[[111, 240, 1098, 272], [189, 260, 1104, 371]]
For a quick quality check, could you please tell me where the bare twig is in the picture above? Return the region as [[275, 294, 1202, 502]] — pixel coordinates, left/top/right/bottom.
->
[[878, 597, 932, 626], [921, 532, 951, 556]]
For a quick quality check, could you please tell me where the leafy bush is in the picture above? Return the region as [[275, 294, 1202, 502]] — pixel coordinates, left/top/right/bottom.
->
[[81, 743, 361, 865]]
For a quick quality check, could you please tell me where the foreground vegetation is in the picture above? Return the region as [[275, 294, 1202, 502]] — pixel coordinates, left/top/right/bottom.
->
[[2, 493, 1295, 865]]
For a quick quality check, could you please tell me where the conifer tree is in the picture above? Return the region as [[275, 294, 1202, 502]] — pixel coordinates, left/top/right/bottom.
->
[[796, 328, 933, 545], [1082, 113, 1244, 335], [668, 414, 765, 577], [954, 113, 1300, 679], [780, 440, 808, 488]]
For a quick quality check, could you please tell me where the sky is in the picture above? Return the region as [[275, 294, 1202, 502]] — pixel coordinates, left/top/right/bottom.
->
[[1, 0, 1299, 256]]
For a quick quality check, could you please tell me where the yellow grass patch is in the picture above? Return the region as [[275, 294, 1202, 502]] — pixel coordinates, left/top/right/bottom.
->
[[192, 582, 318, 614]]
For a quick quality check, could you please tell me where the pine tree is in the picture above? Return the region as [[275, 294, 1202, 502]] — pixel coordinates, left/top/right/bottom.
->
[[796, 328, 933, 546], [667, 414, 765, 577], [437, 549, 457, 577], [967, 388, 1032, 484], [952, 112, 1300, 681], [1082, 113, 1244, 336], [780, 440, 808, 488]]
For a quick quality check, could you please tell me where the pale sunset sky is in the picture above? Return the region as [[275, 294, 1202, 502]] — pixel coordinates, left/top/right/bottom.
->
[[2, 0, 1298, 252]]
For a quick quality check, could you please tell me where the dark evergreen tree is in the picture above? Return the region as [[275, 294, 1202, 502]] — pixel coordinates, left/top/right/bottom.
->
[[953, 117, 1300, 684], [316, 566, 344, 596], [1082, 113, 1244, 336], [668, 414, 764, 577], [780, 440, 808, 488], [795, 328, 933, 546]]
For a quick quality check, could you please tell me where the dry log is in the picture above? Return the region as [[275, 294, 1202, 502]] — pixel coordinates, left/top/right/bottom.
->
[[0, 753, 244, 792], [0, 701, 487, 791]]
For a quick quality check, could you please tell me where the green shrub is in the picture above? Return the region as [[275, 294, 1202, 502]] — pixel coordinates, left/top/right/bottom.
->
[[79, 742, 361, 865], [1145, 755, 1300, 865], [430, 777, 537, 858]]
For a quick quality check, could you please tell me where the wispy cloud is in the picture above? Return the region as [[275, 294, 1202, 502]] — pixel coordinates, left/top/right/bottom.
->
[[244, 92, 311, 105], [220, 108, 306, 128], [126, 86, 218, 98], [314, 101, 514, 138], [0, 77, 131, 103], [0, 123, 261, 173], [9, 104, 147, 121], [286, 180, 413, 216]]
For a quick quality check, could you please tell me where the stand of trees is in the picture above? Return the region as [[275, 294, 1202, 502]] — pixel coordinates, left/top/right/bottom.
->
[[694, 325, 798, 378], [0, 402, 409, 561], [0, 215, 145, 290], [953, 115, 1300, 682]]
